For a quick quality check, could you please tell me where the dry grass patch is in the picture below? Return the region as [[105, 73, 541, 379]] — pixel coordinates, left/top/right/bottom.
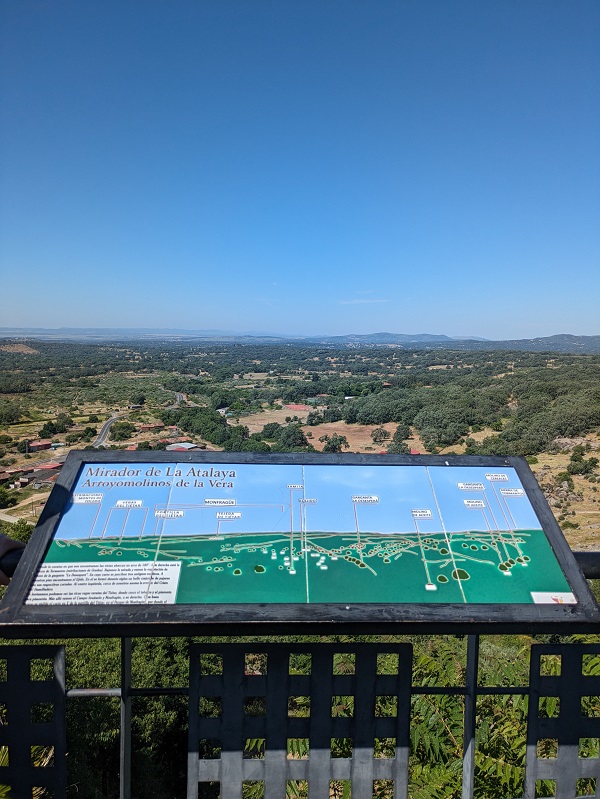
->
[[236, 405, 310, 435], [0, 343, 38, 354], [305, 421, 397, 453]]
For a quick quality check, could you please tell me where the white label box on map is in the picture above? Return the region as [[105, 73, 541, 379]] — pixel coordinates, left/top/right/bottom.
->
[[457, 483, 485, 491], [116, 500, 143, 508], [485, 473, 509, 481], [530, 592, 577, 605], [464, 499, 485, 508], [412, 509, 432, 519], [352, 495, 379, 503], [73, 493, 103, 504], [154, 509, 184, 518], [26, 562, 181, 605], [216, 512, 242, 519], [299, 498, 317, 504], [204, 499, 236, 506], [287, 484, 304, 489], [500, 488, 525, 497]]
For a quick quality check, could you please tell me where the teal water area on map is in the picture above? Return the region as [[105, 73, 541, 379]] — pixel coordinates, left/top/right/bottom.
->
[[45, 527, 572, 604]]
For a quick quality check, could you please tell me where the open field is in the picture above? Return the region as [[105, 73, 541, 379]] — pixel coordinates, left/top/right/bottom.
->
[[301, 420, 397, 452]]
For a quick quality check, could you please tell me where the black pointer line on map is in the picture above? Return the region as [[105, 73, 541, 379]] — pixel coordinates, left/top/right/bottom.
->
[[412, 517, 434, 587], [352, 501, 377, 575], [477, 504, 505, 569], [464, 487, 509, 570], [288, 481, 304, 576], [146, 471, 177, 603], [302, 465, 309, 603], [481, 491, 512, 567], [352, 502, 364, 567], [489, 482, 523, 561], [118, 507, 149, 545], [488, 487, 523, 569], [425, 466, 467, 603], [87, 500, 102, 539]]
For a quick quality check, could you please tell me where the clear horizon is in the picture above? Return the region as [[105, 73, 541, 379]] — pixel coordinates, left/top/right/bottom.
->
[[1, 1, 599, 339], [0, 325, 598, 342]]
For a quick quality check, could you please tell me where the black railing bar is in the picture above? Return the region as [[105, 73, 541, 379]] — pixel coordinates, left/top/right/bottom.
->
[[411, 687, 469, 695], [129, 687, 189, 696], [574, 551, 600, 579], [66, 685, 529, 698], [120, 637, 132, 799], [66, 686, 189, 698], [67, 688, 122, 698], [410, 686, 529, 695]]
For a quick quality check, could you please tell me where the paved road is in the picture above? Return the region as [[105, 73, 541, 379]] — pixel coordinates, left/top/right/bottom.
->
[[166, 392, 185, 410], [93, 413, 126, 447], [0, 510, 17, 525], [176, 392, 199, 408]]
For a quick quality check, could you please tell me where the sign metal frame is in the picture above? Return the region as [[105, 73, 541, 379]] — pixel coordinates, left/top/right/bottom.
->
[[1, 451, 597, 636]]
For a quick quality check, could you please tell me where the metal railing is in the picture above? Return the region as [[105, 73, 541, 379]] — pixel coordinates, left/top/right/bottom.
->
[[2, 551, 600, 799]]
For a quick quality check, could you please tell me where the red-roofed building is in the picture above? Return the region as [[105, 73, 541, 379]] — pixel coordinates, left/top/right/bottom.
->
[[28, 440, 52, 452]]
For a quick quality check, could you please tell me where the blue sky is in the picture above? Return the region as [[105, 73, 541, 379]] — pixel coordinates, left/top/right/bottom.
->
[[1, 1, 598, 339]]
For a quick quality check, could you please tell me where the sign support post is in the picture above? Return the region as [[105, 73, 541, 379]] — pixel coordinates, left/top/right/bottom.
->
[[461, 634, 479, 799], [120, 637, 132, 799]]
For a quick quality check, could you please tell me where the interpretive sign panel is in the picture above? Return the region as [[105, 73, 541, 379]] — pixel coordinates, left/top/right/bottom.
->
[[1, 452, 597, 634]]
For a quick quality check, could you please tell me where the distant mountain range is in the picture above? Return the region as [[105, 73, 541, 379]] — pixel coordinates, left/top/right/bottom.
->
[[303, 332, 600, 354], [1, 328, 600, 354]]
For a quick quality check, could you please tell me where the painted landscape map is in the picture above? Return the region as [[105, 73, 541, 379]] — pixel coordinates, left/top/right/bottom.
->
[[25, 461, 575, 606]]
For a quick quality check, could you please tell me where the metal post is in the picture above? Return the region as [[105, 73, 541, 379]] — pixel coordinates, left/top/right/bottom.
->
[[461, 634, 479, 799], [120, 637, 132, 799]]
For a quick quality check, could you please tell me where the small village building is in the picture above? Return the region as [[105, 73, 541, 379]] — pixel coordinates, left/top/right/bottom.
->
[[28, 440, 52, 452], [30, 467, 62, 485], [35, 462, 62, 471], [165, 442, 198, 452]]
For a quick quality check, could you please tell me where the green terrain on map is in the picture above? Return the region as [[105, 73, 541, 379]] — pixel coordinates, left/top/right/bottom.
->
[[46, 527, 571, 604]]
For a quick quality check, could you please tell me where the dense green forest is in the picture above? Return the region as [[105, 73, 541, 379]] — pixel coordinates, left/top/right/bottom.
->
[[1, 339, 600, 457]]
